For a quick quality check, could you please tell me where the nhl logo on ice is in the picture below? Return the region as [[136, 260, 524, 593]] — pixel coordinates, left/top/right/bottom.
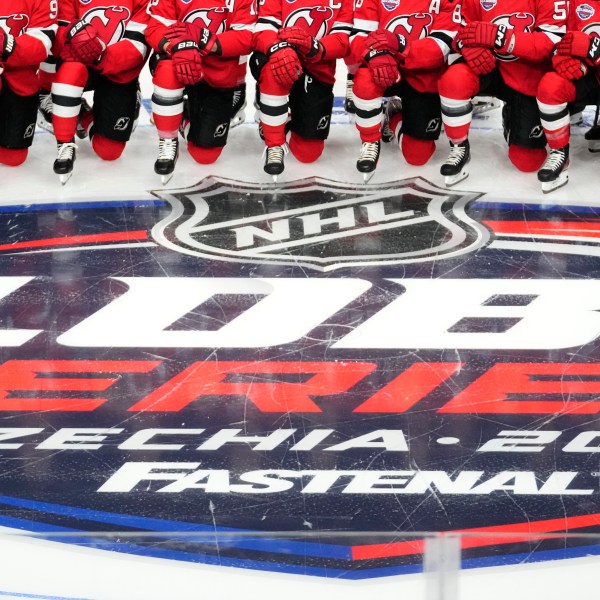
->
[[577, 3, 595, 19], [151, 176, 489, 271]]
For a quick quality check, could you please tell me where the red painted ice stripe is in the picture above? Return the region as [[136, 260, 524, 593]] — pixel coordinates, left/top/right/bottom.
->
[[352, 513, 600, 560], [0, 230, 149, 251], [484, 220, 600, 238]]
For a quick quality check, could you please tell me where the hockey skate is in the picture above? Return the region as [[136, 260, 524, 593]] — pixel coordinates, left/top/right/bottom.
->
[[154, 137, 179, 185], [537, 146, 569, 193], [440, 140, 470, 187], [53, 141, 77, 185], [75, 98, 93, 140], [382, 96, 402, 143], [585, 125, 600, 153], [230, 87, 247, 130], [37, 91, 54, 133], [264, 144, 288, 182], [345, 75, 356, 123], [356, 141, 380, 182]]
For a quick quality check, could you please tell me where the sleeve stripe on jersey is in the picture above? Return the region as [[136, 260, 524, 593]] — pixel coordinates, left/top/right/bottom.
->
[[231, 23, 255, 31], [353, 18, 378, 32], [58, 19, 69, 26], [331, 23, 352, 34], [430, 30, 454, 53], [124, 30, 149, 56], [257, 16, 281, 28], [151, 14, 176, 27], [25, 26, 57, 54], [535, 24, 565, 44]]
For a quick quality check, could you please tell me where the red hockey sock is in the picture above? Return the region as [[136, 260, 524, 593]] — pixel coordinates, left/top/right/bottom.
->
[[508, 145, 546, 172], [0, 147, 28, 166], [289, 133, 324, 163], [92, 135, 125, 161], [188, 142, 223, 164], [401, 135, 435, 166]]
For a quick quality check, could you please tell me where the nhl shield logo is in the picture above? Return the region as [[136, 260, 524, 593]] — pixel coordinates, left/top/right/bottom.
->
[[151, 176, 489, 271]]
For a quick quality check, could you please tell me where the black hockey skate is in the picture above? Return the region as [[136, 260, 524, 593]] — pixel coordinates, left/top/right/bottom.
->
[[537, 145, 569, 193], [264, 144, 288, 182], [75, 98, 93, 140], [53, 141, 77, 185], [154, 137, 179, 185], [37, 90, 53, 133], [230, 85, 247, 130], [382, 96, 402, 143], [585, 125, 600, 153], [345, 74, 356, 123], [356, 141, 380, 182], [440, 140, 470, 186]]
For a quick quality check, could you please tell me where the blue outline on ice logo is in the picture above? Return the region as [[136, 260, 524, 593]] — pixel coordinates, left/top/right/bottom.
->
[[577, 4, 595, 19], [481, 0, 496, 10]]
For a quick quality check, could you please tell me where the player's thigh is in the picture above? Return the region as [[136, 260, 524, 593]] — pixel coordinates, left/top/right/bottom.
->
[[0, 85, 38, 149], [400, 80, 441, 140], [288, 73, 334, 140], [503, 88, 546, 148], [92, 76, 139, 142], [186, 80, 235, 148]]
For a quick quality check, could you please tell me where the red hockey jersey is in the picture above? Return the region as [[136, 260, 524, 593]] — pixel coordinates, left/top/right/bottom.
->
[[0, 0, 57, 96], [565, 1, 600, 37], [460, 0, 566, 95], [253, 0, 353, 85], [352, 0, 460, 92], [57, 0, 149, 84], [147, 0, 256, 89]]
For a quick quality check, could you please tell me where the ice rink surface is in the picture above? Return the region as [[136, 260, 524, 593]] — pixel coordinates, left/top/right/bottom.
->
[[2, 67, 600, 599]]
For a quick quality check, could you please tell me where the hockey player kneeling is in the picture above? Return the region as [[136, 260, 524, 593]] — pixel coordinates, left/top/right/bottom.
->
[[51, 1, 150, 184], [146, 0, 255, 184], [437, 0, 566, 187], [252, 0, 353, 181], [536, 12, 600, 193], [0, 2, 57, 167], [350, 0, 459, 182]]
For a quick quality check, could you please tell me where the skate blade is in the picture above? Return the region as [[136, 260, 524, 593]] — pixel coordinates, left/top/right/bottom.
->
[[58, 172, 72, 186], [589, 140, 600, 153], [444, 170, 469, 187], [362, 171, 375, 183], [37, 116, 54, 134], [272, 174, 278, 183], [230, 110, 246, 130], [541, 172, 568, 194], [160, 173, 174, 186]]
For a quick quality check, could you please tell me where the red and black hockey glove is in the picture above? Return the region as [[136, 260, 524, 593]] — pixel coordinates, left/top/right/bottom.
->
[[461, 45, 496, 75], [163, 21, 220, 56], [0, 28, 15, 62], [458, 21, 513, 52], [364, 49, 399, 88], [552, 53, 588, 80], [268, 41, 302, 86], [278, 26, 324, 61], [365, 29, 408, 57], [67, 21, 106, 65], [171, 40, 203, 86], [557, 31, 600, 66]]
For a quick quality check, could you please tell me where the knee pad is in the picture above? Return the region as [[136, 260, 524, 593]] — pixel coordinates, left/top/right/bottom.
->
[[188, 142, 223, 164], [0, 147, 28, 166], [438, 63, 479, 102], [508, 144, 546, 172], [92, 135, 125, 161], [289, 133, 324, 163], [401, 135, 435, 166], [537, 72, 576, 105]]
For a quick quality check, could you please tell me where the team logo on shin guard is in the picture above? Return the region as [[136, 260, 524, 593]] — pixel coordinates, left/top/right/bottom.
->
[[152, 176, 489, 271], [114, 117, 131, 131]]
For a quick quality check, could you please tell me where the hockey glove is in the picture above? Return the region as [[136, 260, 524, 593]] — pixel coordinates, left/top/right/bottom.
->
[[67, 21, 106, 65], [171, 40, 203, 86], [365, 29, 408, 56], [364, 49, 399, 88], [461, 45, 496, 75], [458, 22, 513, 52], [0, 28, 15, 62], [278, 26, 324, 60], [557, 31, 600, 66], [164, 22, 220, 56], [268, 41, 302, 86], [552, 53, 588, 80]]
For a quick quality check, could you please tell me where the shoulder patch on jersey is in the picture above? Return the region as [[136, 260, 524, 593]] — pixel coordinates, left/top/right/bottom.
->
[[382, 0, 401, 11], [576, 4, 595, 19], [480, 0, 497, 10]]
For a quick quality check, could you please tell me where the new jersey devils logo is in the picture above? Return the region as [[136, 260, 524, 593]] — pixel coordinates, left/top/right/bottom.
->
[[285, 7, 334, 38], [0, 14, 29, 37], [491, 12, 534, 61], [82, 6, 131, 45], [386, 13, 433, 39], [582, 23, 600, 37], [185, 8, 229, 34]]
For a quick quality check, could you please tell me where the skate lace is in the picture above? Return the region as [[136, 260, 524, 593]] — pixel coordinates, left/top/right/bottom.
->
[[359, 142, 379, 161], [157, 138, 178, 161], [542, 149, 566, 170], [40, 93, 53, 113], [265, 144, 288, 164], [56, 142, 77, 161], [445, 144, 467, 166]]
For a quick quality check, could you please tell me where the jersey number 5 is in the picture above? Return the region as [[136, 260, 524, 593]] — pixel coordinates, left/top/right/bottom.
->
[[553, 0, 567, 20]]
